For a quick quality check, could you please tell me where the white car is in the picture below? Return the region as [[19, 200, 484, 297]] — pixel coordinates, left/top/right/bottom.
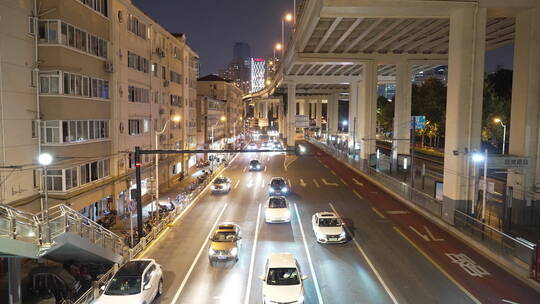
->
[[247, 143, 258, 150], [95, 259, 163, 304], [260, 253, 307, 304], [312, 212, 347, 243], [211, 176, 231, 194], [265, 197, 291, 223]]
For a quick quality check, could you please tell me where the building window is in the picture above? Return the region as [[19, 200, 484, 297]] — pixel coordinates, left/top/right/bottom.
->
[[127, 51, 148, 73], [32, 121, 39, 138], [151, 63, 158, 77], [38, 20, 59, 44], [128, 14, 147, 39], [41, 121, 60, 144], [77, 0, 108, 17], [128, 86, 149, 103], [65, 167, 78, 190], [46, 170, 63, 191], [128, 119, 149, 135], [170, 95, 182, 107], [57, 21, 107, 58], [40, 71, 109, 99], [162, 67, 166, 80], [39, 71, 60, 94], [28, 17, 36, 35], [79, 159, 110, 187], [41, 120, 108, 144], [170, 71, 181, 84]]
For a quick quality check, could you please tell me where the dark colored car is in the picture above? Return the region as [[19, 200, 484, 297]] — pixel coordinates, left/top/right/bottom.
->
[[269, 177, 290, 196], [249, 159, 263, 171], [28, 266, 82, 302]]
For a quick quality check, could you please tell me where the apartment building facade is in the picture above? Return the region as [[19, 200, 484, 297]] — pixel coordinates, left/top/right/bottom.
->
[[0, 0, 198, 221], [197, 74, 244, 151]]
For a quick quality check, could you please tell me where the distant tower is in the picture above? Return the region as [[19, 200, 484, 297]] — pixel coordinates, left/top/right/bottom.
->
[[233, 42, 251, 61]]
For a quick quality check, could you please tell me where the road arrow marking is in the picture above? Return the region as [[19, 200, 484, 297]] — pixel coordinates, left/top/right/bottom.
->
[[234, 180, 240, 189], [340, 178, 347, 185], [313, 179, 320, 188], [409, 225, 430, 242], [424, 226, 444, 241], [300, 179, 307, 187], [321, 178, 339, 186], [352, 178, 363, 186], [386, 210, 410, 215]]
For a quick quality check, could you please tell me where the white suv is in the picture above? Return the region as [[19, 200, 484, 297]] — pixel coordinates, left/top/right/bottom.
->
[[260, 253, 307, 304], [95, 259, 163, 304], [312, 212, 347, 243]]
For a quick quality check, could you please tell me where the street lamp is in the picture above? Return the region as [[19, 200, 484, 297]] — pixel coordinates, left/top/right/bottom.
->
[[281, 13, 293, 57], [471, 150, 488, 223], [154, 115, 181, 219], [274, 43, 282, 62], [38, 152, 53, 242], [493, 118, 507, 155]]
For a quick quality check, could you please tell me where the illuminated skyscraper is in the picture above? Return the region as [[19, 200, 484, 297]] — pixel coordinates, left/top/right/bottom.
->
[[250, 58, 266, 93]]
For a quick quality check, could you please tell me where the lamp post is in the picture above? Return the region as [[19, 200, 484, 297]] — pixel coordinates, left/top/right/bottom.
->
[[274, 43, 282, 63], [494, 118, 507, 155], [154, 115, 181, 220], [281, 13, 293, 57], [38, 153, 53, 242], [472, 151, 488, 222]]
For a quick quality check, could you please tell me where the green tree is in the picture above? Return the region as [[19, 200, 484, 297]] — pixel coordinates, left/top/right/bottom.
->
[[377, 95, 394, 134], [411, 78, 447, 135], [481, 68, 512, 152]]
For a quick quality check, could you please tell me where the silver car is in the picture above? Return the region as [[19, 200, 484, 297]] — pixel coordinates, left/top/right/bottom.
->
[[211, 176, 231, 194]]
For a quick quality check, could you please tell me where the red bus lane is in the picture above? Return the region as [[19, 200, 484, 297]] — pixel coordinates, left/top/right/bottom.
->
[[308, 142, 540, 304]]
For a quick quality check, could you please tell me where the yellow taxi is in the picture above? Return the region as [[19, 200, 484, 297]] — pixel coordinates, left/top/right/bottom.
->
[[208, 223, 242, 264]]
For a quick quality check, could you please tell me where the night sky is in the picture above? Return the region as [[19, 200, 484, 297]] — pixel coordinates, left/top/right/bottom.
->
[[132, 0, 513, 76]]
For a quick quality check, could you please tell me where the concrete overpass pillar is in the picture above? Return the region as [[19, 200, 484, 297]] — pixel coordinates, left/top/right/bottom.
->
[[316, 99, 323, 128], [263, 100, 269, 119], [349, 82, 358, 143], [8, 258, 21, 304], [442, 7, 486, 224], [253, 100, 260, 119], [358, 62, 378, 161], [287, 83, 297, 147], [328, 93, 339, 136], [507, 9, 540, 224], [393, 62, 412, 166], [279, 97, 285, 136]]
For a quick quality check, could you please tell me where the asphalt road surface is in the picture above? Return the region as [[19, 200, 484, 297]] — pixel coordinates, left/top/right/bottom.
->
[[140, 140, 539, 304]]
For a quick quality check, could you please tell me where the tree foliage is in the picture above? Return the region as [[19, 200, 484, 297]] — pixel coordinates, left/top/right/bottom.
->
[[481, 68, 512, 151]]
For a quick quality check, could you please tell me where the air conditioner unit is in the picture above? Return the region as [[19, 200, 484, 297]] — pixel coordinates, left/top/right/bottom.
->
[[163, 80, 170, 87], [104, 62, 114, 73]]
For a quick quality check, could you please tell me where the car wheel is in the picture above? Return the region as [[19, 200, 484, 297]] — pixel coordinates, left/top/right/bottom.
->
[[157, 278, 163, 297]]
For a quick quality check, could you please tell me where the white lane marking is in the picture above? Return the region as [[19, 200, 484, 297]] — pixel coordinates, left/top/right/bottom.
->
[[264, 166, 267, 172], [386, 210, 410, 215], [234, 180, 240, 189], [329, 203, 399, 304], [340, 178, 348, 185], [370, 191, 378, 194], [409, 225, 430, 242], [244, 203, 262, 304], [300, 178, 307, 187], [243, 166, 247, 172], [247, 180, 253, 188], [330, 170, 337, 176], [352, 178, 364, 186], [293, 203, 324, 304], [446, 253, 490, 277], [323, 164, 329, 169], [313, 179, 320, 188], [287, 178, 292, 188], [321, 178, 339, 186], [502, 299, 520, 304], [424, 226, 444, 242], [261, 179, 265, 188], [171, 204, 228, 304], [371, 207, 386, 219], [352, 190, 363, 200]]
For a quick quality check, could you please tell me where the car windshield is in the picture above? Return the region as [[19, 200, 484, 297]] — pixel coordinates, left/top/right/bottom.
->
[[104, 276, 141, 295], [214, 178, 228, 184], [271, 179, 285, 188], [250, 160, 260, 165], [319, 218, 342, 227], [268, 198, 287, 208], [266, 268, 300, 286], [212, 231, 237, 242]]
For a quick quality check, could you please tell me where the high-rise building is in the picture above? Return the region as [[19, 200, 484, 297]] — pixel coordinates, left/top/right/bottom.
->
[[250, 58, 266, 93], [0, 0, 199, 221], [233, 42, 251, 61]]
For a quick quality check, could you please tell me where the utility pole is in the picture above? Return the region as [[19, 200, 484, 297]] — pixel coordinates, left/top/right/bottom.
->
[[134, 146, 143, 241], [410, 118, 416, 189]]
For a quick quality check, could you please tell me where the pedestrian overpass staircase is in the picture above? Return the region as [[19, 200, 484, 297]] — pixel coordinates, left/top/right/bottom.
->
[[0, 203, 126, 265]]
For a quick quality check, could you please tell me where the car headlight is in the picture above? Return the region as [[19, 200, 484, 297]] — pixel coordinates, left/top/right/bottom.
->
[[229, 247, 238, 256], [257, 165, 261, 169], [298, 295, 305, 302], [284, 210, 291, 218], [208, 248, 216, 255], [211, 185, 216, 190], [269, 188, 274, 192], [340, 231, 346, 238], [282, 187, 288, 193]]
